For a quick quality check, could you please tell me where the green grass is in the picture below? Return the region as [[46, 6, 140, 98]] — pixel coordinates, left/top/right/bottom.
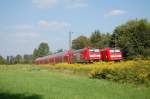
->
[[0, 64, 150, 99]]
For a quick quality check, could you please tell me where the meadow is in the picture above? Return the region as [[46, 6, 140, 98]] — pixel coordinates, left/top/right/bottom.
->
[[39, 60, 150, 85], [0, 61, 150, 99]]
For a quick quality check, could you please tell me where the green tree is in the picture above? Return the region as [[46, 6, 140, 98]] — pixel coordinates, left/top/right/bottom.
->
[[6, 56, 10, 64], [112, 19, 150, 58], [90, 30, 102, 48], [33, 42, 50, 60], [38, 42, 50, 57], [101, 33, 112, 48], [9, 56, 15, 64], [33, 48, 39, 60], [14, 54, 23, 64], [90, 30, 111, 48], [23, 54, 32, 64], [0, 55, 5, 64], [72, 35, 90, 49]]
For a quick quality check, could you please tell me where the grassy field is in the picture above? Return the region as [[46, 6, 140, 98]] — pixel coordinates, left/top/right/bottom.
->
[[0, 64, 150, 99], [38, 60, 150, 85]]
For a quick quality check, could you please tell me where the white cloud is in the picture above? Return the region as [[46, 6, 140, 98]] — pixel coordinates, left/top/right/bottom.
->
[[38, 20, 50, 28], [105, 9, 126, 17], [66, 0, 88, 8], [32, 0, 57, 9], [32, 0, 88, 9], [38, 20, 71, 31]]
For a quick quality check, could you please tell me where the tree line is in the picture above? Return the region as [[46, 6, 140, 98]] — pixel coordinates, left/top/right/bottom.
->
[[72, 19, 150, 59], [72, 31, 111, 49], [0, 42, 50, 64], [0, 18, 150, 64], [0, 42, 65, 64], [0, 54, 33, 64]]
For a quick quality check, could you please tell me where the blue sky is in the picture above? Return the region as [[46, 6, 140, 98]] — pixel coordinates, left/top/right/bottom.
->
[[0, 0, 150, 57]]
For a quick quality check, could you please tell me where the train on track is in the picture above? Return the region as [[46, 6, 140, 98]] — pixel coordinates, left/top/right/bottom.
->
[[34, 47, 123, 64]]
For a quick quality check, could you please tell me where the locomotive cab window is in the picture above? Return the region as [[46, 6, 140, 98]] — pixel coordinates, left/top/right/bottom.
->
[[90, 49, 99, 52], [110, 49, 121, 53]]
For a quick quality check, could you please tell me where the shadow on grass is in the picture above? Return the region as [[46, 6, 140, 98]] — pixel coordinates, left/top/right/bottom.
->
[[0, 92, 42, 99]]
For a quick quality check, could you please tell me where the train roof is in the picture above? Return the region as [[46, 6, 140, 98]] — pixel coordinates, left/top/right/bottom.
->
[[35, 50, 70, 60]]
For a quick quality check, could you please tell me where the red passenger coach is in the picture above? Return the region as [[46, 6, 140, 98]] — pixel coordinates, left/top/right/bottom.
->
[[101, 48, 123, 61], [35, 56, 48, 64], [48, 51, 70, 64], [34, 50, 72, 64]]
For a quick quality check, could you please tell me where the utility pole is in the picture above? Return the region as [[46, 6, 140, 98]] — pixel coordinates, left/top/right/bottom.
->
[[69, 32, 73, 50]]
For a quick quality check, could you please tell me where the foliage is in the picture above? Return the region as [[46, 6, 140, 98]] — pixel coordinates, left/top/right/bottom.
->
[[90, 30, 102, 48], [72, 31, 112, 49], [6, 56, 15, 64], [72, 35, 90, 49], [33, 48, 39, 60], [71, 18, 150, 59], [0, 55, 5, 64], [38, 42, 50, 57], [23, 54, 32, 64], [33, 42, 50, 60], [90, 30, 111, 48], [89, 61, 150, 86], [14, 54, 23, 64], [5, 55, 32, 64], [112, 19, 150, 59], [38, 60, 150, 86], [100, 33, 112, 48]]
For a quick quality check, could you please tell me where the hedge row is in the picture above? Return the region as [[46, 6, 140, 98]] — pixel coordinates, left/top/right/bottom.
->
[[89, 61, 150, 86]]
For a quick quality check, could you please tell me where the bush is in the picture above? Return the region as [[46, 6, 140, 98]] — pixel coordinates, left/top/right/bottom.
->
[[89, 61, 150, 86], [38, 60, 150, 86]]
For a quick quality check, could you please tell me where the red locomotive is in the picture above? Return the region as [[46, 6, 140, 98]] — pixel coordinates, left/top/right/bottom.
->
[[72, 48, 101, 63], [34, 47, 123, 64], [100, 48, 123, 61]]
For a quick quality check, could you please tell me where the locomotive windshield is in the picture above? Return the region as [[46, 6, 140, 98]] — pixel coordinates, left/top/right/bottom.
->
[[110, 49, 121, 53], [90, 49, 100, 52]]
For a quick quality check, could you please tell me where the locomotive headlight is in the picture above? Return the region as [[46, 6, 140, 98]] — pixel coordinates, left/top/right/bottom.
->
[[96, 55, 100, 57], [110, 55, 121, 58], [90, 55, 94, 57]]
